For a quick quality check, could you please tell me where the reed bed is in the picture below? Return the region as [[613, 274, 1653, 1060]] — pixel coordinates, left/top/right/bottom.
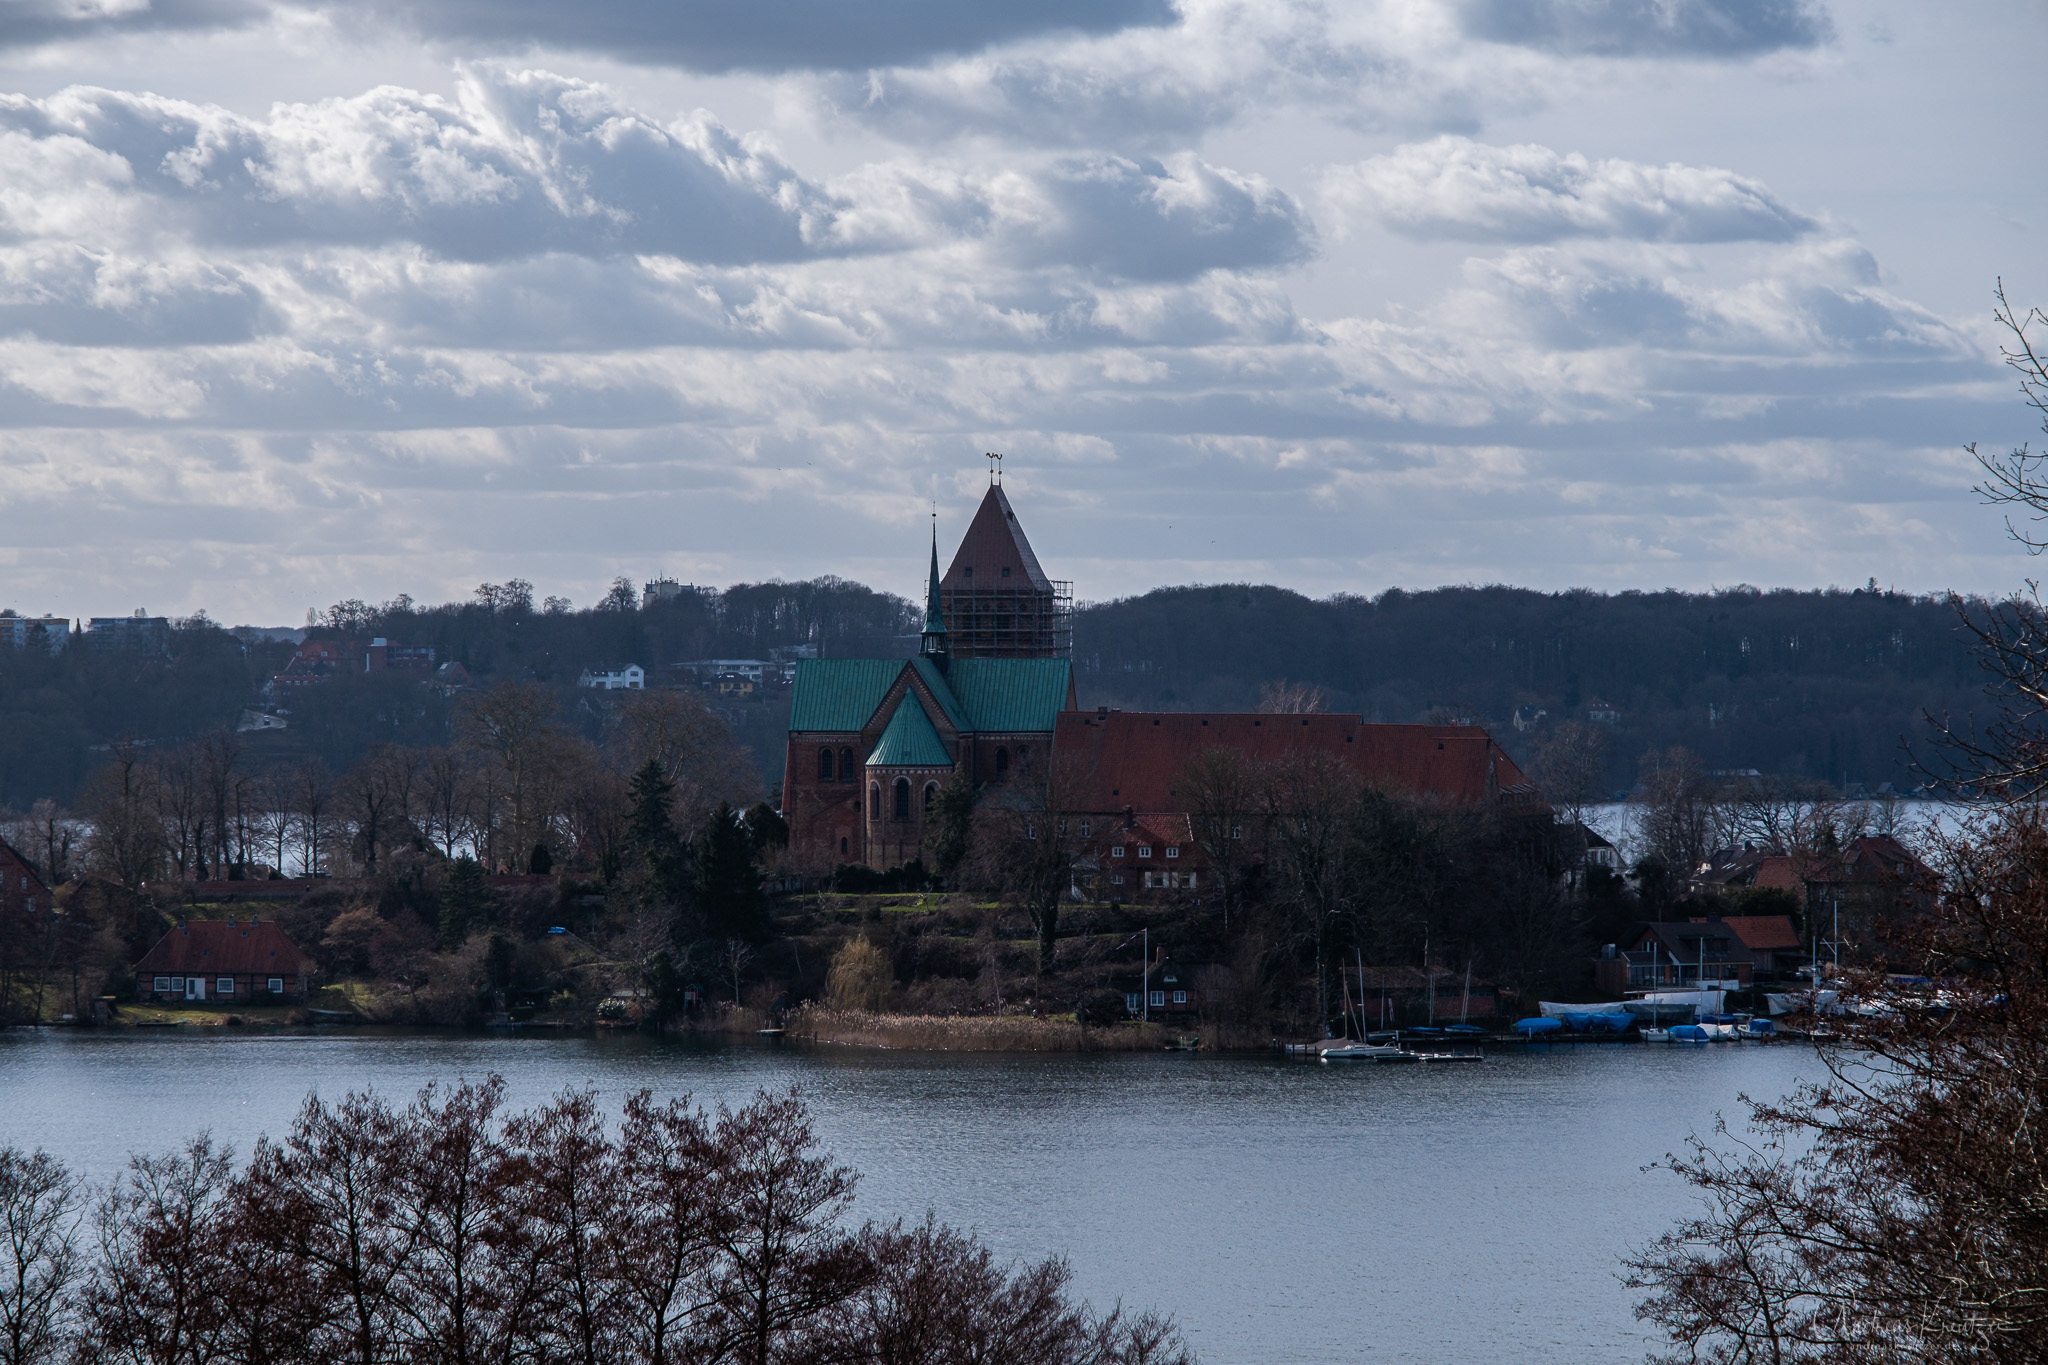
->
[[788, 1006, 1170, 1052]]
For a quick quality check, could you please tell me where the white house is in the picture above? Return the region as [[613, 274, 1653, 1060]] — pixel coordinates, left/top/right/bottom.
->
[[578, 663, 645, 690]]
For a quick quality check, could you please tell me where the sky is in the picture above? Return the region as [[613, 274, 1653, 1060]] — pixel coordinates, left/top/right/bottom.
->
[[0, 0, 2041, 625]]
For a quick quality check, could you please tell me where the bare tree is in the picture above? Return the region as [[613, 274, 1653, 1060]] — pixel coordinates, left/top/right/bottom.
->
[[1257, 679, 1326, 714], [1180, 748, 1263, 930], [338, 745, 420, 875], [0, 1147, 80, 1365], [964, 756, 1091, 977], [1633, 746, 1716, 877], [1528, 720, 1610, 829], [290, 760, 333, 877], [1262, 752, 1364, 1030], [196, 731, 241, 880], [456, 683, 561, 870], [80, 742, 163, 892], [417, 747, 476, 861]]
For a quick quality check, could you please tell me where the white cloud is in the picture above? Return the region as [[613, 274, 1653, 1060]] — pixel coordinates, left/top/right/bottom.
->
[[1322, 135, 1818, 243]]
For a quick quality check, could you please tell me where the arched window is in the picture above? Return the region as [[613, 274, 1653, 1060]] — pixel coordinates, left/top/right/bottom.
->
[[923, 781, 939, 811], [839, 835, 848, 855], [995, 746, 1010, 778], [840, 747, 855, 782], [1017, 745, 1029, 765], [893, 778, 911, 820], [869, 784, 881, 820], [818, 747, 834, 782]]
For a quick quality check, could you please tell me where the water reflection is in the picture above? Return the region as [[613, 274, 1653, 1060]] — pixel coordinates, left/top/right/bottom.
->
[[0, 1031, 1811, 1363]]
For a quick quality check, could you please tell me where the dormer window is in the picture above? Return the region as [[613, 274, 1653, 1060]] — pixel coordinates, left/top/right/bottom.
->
[[1138, 846, 1153, 859], [1112, 846, 1125, 858], [1165, 846, 1179, 859]]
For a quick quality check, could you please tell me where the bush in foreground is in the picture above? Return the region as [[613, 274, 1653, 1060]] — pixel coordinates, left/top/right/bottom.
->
[[0, 1083, 1190, 1365]]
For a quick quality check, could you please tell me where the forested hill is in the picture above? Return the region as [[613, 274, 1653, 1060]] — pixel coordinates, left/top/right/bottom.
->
[[0, 579, 1995, 807], [1072, 584, 1988, 795]]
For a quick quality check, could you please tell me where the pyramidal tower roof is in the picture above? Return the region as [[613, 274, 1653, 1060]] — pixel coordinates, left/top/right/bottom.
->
[[941, 483, 1052, 591]]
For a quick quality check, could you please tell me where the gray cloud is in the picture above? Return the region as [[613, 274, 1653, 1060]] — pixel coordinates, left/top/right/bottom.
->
[[0, 0, 261, 49], [1459, 0, 1832, 58], [0, 0, 1176, 68], [332, 0, 1178, 73], [1325, 136, 1818, 243]]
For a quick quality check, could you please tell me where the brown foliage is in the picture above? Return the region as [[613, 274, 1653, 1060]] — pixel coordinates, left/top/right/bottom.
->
[[13, 1083, 1192, 1365]]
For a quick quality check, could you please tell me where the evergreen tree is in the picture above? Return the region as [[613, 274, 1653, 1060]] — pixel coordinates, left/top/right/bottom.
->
[[624, 759, 689, 904], [923, 772, 977, 882], [694, 801, 767, 941], [437, 854, 498, 948]]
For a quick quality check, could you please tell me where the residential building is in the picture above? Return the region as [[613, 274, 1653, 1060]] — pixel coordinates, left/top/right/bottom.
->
[[1076, 811, 1208, 900], [1, 614, 70, 653], [1597, 913, 1803, 992], [86, 610, 170, 653], [578, 663, 646, 690], [134, 918, 314, 1003], [0, 838, 50, 916]]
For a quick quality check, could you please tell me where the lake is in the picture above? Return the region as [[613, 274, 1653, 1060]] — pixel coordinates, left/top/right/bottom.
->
[[0, 1030, 1812, 1363]]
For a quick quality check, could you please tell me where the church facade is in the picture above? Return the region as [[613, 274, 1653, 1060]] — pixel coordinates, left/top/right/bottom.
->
[[781, 483, 1077, 871]]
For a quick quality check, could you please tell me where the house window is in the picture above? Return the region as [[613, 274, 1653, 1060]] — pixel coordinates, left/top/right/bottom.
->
[[1111, 846, 1125, 858], [893, 778, 911, 821], [870, 785, 881, 820], [839, 836, 849, 855], [1138, 846, 1152, 858], [1183, 873, 1197, 888], [217, 977, 234, 995], [1165, 846, 1179, 859], [1080, 820, 1091, 837], [1150, 991, 1165, 1008], [1111, 873, 1125, 885], [818, 748, 834, 782], [1173, 990, 1188, 1005], [268, 977, 283, 994], [995, 747, 1009, 778], [1057, 818, 1067, 836], [840, 748, 855, 782], [153, 976, 171, 993], [1125, 993, 1140, 1012], [1231, 825, 1243, 840], [1025, 822, 1037, 841]]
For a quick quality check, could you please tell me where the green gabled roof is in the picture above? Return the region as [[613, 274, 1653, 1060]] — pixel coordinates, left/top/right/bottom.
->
[[946, 658, 1073, 733], [867, 696, 953, 767], [788, 659, 903, 732], [907, 657, 969, 730]]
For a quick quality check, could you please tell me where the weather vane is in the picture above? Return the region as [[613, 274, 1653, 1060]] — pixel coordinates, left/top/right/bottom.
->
[[986, 450, 1003, 485]]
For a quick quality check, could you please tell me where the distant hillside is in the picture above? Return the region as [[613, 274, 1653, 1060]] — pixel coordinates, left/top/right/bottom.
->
[[1071, 584, 1987, 795], [0, 579, 1994, 807]]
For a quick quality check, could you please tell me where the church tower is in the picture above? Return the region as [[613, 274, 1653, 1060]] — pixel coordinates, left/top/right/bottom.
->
[[938, 480, 1071, 659]]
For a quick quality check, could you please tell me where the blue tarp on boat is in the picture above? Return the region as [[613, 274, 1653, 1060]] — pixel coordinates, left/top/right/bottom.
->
[[1668, 1024, 1710, 1042], [1514, 1017, 1563, 1035]]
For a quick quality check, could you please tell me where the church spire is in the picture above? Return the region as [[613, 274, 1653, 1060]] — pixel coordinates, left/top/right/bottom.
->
[[921, 515, 948, 661]]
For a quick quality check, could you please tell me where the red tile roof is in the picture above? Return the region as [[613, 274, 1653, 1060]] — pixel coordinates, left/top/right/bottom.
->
[[135, 919, 313, 977], [1692, 914, 1802, 951], [1754, 856, 1803, 893], [1053, 711, 1534, 810], [941, 484, 1053, 592]]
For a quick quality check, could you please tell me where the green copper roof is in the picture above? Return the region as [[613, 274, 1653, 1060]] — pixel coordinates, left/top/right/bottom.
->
[[907, 657, 970, 730], [788, 659, 902, 732], [946, 658, 1072, 733], [867, 696, 952, 767], [922, 527, 946, 640]]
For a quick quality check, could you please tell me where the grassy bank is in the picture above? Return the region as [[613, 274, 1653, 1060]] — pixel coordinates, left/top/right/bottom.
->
[[786, 1005, 1174, 1052]]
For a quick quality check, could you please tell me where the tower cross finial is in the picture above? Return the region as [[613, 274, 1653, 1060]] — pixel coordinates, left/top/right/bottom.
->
[[986, 450, 1003, 486]]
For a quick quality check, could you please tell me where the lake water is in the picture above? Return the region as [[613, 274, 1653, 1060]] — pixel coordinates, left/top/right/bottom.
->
[[0, 1031, 1812, 1363]]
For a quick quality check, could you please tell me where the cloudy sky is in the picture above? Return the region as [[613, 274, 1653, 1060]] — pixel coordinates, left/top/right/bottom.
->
[[0, 0, 2040, 624]]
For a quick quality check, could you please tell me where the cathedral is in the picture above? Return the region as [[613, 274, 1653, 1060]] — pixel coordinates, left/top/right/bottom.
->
[[780, 478, 1537, 875], [780, 482, 1077, 870]]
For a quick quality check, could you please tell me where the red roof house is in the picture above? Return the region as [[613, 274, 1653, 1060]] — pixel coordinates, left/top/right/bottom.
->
[[134, 918, 315, 1004]]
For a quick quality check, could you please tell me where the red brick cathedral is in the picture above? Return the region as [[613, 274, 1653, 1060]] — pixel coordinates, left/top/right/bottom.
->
[[780, 482, 1535, 875]]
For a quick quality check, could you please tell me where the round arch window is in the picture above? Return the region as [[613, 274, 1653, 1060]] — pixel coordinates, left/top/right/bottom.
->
[[995, 746, 1010, 778], [869, 784, 881, 820], [893, 778, 911, 820]]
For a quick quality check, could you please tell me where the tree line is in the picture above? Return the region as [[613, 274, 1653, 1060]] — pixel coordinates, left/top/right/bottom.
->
[[0, 1083, 1188, 1365]]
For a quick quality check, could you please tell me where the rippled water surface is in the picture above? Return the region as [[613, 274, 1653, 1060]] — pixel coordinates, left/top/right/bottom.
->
[[0, 1031, 1813, 1363]]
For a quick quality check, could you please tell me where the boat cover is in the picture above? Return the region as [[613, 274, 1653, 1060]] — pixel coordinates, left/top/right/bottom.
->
[[1513, 1017, 1563, 1034]]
